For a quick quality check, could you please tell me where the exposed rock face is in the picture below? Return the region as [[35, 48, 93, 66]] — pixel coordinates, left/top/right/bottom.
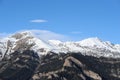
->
[[0, 51, 120, 80], [0, 50, 39, 80], [31, 53, 120, 80]]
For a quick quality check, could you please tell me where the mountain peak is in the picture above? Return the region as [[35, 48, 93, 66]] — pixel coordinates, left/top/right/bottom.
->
[[81, 37, 102, 42], [11, 31, 34, 39], [78, 37, 104, 48]]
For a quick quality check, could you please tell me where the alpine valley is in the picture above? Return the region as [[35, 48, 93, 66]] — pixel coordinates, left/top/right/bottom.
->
[[0, 30, 120, 80]]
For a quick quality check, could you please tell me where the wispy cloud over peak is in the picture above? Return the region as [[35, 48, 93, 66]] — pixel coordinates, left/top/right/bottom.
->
[[0, 30, 70, 41], [26, 30, 70, 41], [30, 19, 47, 23]]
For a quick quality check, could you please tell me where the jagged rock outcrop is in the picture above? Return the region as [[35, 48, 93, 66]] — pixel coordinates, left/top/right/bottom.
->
[[31, 53, 120, 80], [0, 50, 120, 80], [0, 50, 39, 80]]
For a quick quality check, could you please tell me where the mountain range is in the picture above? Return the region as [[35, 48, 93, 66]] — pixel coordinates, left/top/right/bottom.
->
[[0, 30, 120, 80], [0, 30, 120, 59]]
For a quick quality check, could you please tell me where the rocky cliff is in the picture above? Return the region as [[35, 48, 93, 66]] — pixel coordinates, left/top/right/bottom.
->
[[0, 50, 120, 80]]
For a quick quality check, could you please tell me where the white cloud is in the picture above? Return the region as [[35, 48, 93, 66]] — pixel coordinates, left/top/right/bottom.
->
[[30, 19, 47, 23], [8, 29, 70, 41], [0, 30, 71, 41], [28, 30, 70, 41]]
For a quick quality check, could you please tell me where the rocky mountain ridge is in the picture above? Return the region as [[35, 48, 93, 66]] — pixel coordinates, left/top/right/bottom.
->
[[0, 30, 120, 60], [0, 50, 120, 80]]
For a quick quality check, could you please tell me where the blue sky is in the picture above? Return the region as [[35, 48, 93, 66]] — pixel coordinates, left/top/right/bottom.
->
[[0, 0, 120, 43]]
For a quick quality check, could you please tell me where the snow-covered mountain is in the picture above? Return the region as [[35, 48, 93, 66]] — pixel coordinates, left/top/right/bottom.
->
[[0, 30, 120, 59]]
